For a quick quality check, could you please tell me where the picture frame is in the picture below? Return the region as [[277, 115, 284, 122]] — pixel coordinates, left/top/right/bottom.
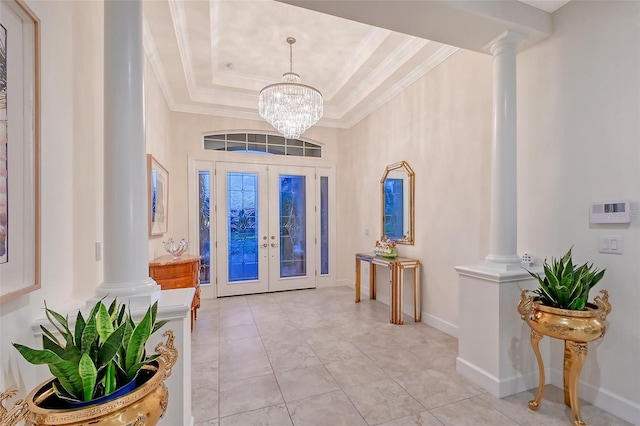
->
[[147, 154, 169, 236], [0, 0, 41, 303]]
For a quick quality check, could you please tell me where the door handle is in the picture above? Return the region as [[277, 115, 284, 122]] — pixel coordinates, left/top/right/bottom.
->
[[260, 243, 268, 248], [271, 243, 279, 248]]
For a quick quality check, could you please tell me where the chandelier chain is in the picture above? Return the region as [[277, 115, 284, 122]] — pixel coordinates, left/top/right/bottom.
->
[[289, 40, 293, 74]]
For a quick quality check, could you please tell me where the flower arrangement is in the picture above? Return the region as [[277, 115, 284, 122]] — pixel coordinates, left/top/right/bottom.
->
[[374, 236, 398, 258]]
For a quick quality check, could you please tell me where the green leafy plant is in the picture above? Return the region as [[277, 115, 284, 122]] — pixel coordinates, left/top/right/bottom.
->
[[527, 248, 605, 310], [12, 299, 168, 402]]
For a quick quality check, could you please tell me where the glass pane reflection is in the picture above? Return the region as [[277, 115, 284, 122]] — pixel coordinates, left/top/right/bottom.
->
[[279, 175, 306, 277], [198, 171, 210, 284], [227, 172, 259, 282], [384, 178, 404, 239], [320, 176, 329, 275]]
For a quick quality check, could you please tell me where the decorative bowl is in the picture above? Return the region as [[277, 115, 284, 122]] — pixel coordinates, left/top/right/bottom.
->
[[163, 238, 189, 259]]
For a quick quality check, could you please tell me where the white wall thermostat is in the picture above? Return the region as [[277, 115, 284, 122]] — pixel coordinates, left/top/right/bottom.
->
[[590, 200, 631, 224]]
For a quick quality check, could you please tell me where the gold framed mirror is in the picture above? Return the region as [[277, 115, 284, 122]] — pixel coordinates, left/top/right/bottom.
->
[[380, 161, 414, 245]]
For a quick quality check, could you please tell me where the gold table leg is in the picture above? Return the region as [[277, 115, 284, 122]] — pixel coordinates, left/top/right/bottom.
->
[[414, 264, 421, 322], [566, 341, 588, 426], [528, 329, 545, 411], [389, 264, 395, 324], [396, 265, 401, 324], [355, 257, 361, 303], [370, 263, 376, 300], [398, 264, 405, 325], [529, 335, 589, 425], [563, 341, 572, 406], [389, 265, 395, 323]]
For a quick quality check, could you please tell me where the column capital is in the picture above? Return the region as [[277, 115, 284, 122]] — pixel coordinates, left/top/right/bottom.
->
[[484, 30, 525, 56]]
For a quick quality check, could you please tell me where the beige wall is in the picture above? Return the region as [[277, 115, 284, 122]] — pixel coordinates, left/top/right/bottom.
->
[[0, 0, 104, 393], [72, 0, 104, 297], [518, 0, 640, 418], [145, 56, 173, 259], [337, 49, 493, 332]]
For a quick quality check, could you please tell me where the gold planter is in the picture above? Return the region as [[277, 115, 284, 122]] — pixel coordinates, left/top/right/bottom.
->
[[0, 331, 177, 426], [518, 290, 611, 426]]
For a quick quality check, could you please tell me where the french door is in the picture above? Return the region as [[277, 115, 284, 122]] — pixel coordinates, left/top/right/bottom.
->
[[215, 162, 316, 296]]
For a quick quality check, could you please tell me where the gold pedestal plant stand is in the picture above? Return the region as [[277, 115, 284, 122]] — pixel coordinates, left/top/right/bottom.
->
[[518, 290, 611, 426], [0, 330, 177, 426]]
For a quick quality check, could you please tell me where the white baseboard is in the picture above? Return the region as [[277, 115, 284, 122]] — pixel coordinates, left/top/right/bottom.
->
[[336, 279, 354, 288], [498, 370, 548, 398], [354, 282, 459, 339], [550, 368, 640, 425], [457, 356, 640, 422], [423, 313, 458, 338], [456, 356, 501, 396], [457, 357, 549, 398]]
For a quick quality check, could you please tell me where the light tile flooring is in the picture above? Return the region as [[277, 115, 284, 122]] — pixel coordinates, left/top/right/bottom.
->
[[191, 287, 630, 426]]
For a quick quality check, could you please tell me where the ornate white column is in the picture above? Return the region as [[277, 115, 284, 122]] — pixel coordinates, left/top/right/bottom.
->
[[484, 30, 523, 268], [96, 0, 159, 304]]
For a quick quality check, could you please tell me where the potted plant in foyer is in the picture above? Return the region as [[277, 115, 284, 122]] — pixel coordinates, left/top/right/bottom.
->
[[3, 299, 178, 426], [524, 247, 606, 311], [517, 247, 612, 426]]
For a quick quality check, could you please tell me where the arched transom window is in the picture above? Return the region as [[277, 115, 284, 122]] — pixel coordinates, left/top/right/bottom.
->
[[204, 133, 322, 158]]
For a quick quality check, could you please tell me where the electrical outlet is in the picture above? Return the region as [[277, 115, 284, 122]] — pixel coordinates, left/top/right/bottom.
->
[[521, 253, 534, 266]]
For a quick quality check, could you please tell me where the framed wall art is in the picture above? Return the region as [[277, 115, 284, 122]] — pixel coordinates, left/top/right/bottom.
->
[[147, 154, 168, 236], [0, 0, 41, 303]]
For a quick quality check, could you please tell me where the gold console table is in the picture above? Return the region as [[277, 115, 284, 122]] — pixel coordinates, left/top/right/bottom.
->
[[355, 252, 421, 325]]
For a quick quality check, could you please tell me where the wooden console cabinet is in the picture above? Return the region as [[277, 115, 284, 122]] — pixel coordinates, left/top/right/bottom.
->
[[149, 254, 200, 331]]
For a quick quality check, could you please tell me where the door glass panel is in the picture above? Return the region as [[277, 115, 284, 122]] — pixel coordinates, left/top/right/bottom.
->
[[198, 171, 210, 284], [279, 175, 306, 277], [227, 172, 258, 282], [384, 178, 404, 239], [320, 176, 329, 275]]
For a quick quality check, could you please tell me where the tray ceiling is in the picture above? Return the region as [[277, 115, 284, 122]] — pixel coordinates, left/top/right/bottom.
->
[[142, 0, 562, 129]]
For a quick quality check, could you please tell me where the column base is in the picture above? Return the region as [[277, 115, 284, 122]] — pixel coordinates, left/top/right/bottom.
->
[[92, 277, 161, 309], [483, 254, 523, 268], [456, 261, 538, 282]]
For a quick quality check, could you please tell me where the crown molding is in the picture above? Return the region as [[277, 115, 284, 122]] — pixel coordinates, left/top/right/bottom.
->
[[143, 17, 178, 110], [168, 0, 197, 100]]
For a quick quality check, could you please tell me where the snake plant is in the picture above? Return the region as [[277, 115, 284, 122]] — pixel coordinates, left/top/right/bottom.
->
[[527, 248, 605, 310], [13, 299, 168, 402]]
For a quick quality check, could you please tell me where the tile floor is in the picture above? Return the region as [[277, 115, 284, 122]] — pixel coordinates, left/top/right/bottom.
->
[[191, 286, 631, 426]]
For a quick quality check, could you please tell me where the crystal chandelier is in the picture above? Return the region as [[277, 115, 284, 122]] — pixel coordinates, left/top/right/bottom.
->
[[258, 37, 323, 139]]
